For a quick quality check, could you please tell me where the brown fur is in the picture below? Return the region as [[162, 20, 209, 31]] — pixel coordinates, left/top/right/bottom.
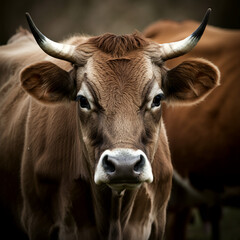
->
[[88, 33, 148, 57], [0, 27, 219, 240], [144, 20, 240, 240]]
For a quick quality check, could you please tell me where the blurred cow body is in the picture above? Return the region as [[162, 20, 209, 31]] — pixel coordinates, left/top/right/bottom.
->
[[144, 20, 240, 239]]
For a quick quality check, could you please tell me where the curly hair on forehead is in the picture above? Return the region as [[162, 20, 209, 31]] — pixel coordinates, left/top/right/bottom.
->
[[88, 32, 149, 57]]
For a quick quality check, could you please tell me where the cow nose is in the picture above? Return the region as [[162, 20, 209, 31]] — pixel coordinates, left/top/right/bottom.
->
[[102, 153, 145, 178], [94, 149, 153, 186]]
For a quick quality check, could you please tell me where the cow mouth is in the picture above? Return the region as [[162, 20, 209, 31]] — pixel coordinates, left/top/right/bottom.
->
[[107, 182, 142, 191]]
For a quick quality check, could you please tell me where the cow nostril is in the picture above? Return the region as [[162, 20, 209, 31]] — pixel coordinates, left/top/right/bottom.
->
[[133, 155, 145, 173], [102, 155, 115, 173]]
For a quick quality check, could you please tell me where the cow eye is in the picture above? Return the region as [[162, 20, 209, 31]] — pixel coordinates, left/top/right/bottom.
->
[[76, 95, 91, 110], [151, 93, 164, 108]]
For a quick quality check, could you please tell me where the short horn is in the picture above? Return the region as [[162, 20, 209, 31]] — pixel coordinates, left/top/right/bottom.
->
[[160, 8, 211, 60], [25, 13, 76, 63]]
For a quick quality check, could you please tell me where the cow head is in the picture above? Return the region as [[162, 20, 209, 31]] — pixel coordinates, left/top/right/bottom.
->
[[20, 9, 220, 192]]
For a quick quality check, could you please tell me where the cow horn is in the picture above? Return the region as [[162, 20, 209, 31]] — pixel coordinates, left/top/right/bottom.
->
[[160, 8, 211, 60], [25, 13, 76, 63]]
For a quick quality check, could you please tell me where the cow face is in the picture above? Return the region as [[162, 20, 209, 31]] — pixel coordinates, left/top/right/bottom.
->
[[74, 49, 164, 191], [21, 33, 219, 192]]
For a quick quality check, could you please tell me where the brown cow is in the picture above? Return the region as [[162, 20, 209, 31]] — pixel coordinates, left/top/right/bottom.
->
[[0, 10, 219, 240], [144, 15, 240, 240]]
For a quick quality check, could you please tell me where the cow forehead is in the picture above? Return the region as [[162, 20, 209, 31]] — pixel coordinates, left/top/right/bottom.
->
[[77, 51, 160, 108], [92, 52, 153, 84]]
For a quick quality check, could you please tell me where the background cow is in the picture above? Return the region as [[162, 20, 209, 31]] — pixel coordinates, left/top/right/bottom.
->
[[144, 16, 240, 240], [0, 10, 219, 239]]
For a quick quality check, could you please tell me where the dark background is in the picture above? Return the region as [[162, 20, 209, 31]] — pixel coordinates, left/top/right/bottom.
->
[[1, 0, 240, 45]]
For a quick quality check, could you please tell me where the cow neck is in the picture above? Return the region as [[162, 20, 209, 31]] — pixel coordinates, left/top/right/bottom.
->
[[108, 189, 138, 239], [108, 190, 124, 240], [90, 183, 138, 239]]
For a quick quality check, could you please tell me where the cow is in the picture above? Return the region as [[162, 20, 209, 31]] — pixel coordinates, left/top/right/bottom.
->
[[144, 13, 240, 240], [0, 9, 219, 240]]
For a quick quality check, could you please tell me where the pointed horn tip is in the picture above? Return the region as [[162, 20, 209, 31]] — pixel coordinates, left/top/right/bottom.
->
[[24, 12, 45, 45], [204, 8, 212, 21], [25, 12, 37, 32], [207, 8, 212, 13], [190, 8, 212, 40], [159, 8, 213, 61], [202, 8, 212, 22], [25, 12, 32, 22]]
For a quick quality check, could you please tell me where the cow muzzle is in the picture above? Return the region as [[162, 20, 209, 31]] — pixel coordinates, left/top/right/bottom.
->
[[94, 148, 153, 190]]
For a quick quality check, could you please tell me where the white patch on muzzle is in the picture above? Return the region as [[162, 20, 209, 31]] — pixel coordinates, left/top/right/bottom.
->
[[94, 148, 153, 186]]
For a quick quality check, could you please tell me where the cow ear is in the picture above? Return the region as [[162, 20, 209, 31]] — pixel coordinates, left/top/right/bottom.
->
[[21, 61, 76, 104], [162, 58, 220, 105]]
